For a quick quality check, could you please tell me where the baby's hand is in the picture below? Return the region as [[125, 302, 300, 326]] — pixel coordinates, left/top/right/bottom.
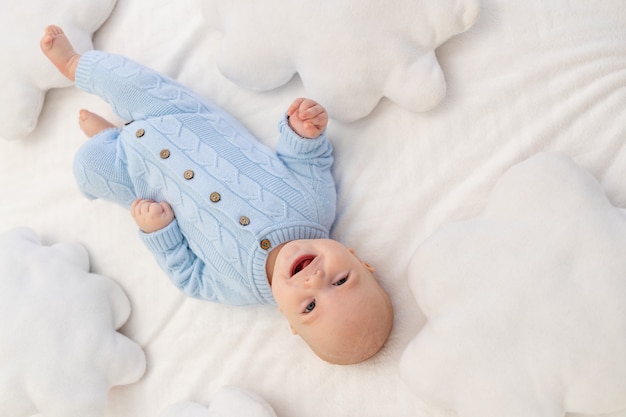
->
[[286, 98, 328, 139], [130, 198, 175, 233]]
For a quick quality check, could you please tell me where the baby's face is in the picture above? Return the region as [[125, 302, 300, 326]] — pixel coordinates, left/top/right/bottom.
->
[[269, 239, 392, 364]]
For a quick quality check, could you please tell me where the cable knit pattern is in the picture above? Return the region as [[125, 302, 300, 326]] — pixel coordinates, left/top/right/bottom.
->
[[73, 51, 336, 305]]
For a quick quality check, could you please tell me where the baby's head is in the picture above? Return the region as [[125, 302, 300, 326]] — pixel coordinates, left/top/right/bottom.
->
[[267, 239, 393, 364]]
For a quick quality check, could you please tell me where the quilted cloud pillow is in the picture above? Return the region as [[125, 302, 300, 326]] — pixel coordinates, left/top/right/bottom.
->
[[160, 386, 277, 417], [0, 0, 116, 140], [400, 152, 626, 417], [203, 0, 480, 121], [0, 227, 145, 417]]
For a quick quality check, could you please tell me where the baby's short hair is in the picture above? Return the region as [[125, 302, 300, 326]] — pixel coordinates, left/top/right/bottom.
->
[[307, 284, 393, 365]]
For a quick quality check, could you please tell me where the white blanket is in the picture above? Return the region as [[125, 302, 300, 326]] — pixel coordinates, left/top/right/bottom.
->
[[1, 0, 625, 416]]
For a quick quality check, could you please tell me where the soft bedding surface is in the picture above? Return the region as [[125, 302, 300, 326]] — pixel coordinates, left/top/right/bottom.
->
[[1, 0, 625, 416]]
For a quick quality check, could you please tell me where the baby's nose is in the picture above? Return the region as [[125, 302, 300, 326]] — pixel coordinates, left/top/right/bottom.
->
[[304, 269, 323, 289]]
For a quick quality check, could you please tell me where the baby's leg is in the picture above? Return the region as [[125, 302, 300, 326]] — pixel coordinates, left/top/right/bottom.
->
[[79, 109, 115, 138], [40, 25, 80, 81]]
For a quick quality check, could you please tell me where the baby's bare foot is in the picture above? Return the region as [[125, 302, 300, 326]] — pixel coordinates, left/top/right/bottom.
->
[[40, 25, 80, 81], [79, 109, 115, 137]]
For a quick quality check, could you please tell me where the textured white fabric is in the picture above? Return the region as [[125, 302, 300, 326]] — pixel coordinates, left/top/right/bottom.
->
[[0, 0, 625, 416]]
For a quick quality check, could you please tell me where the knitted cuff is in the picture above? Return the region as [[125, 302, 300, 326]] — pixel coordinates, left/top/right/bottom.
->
[[74, 50, 103, 94], [139, 219, 184, 253], [277, 115, 330, 156]]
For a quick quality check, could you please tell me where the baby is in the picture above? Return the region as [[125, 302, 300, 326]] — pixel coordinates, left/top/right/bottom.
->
[[41, 25, 393, 365]]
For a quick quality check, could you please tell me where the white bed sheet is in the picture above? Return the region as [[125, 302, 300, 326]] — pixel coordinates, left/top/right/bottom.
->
[[1, 0, 625, 416]]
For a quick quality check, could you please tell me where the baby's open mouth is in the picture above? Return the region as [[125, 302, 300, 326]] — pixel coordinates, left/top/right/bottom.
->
[[291, 256, 316, 276]]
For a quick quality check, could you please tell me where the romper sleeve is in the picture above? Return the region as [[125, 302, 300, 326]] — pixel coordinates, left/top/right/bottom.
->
[[138, 219, 257, 305], [275, 115, 337, 228], [275, 116, 334, 194]]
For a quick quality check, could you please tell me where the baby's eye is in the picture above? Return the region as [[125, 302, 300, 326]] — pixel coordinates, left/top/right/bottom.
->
[[304, 300, 316, 313], [333, 276, 348, 286]]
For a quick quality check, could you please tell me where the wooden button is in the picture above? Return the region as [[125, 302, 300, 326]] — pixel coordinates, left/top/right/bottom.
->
[[260, 239, 271, 250], [210, 192, 221, 202], [135, 128, 145, 138], [184, 170, 194, 180], [239, 216, 250, 226], [160, 149, 170, 159]]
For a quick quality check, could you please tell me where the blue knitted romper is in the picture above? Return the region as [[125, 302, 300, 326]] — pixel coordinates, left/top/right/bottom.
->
[[73, 51, 336, 305]]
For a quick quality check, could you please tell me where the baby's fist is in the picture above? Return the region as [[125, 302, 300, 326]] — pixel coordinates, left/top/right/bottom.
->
[[131, 199, 174, 233], [286, 98, 328, 139]]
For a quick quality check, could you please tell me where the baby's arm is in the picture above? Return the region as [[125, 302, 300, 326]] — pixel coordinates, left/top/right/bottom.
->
[[286, 98, 328, 139], [137, 217, 257, 304], [276, 104, 336, 229], [130, 199, 175, 233]]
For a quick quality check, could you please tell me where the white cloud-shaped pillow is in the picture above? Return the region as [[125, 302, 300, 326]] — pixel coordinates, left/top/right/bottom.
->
[[400, 152, 626, 417], [0, 0, 116, 140], [0, 227, 146, 417], [160, 386, 277, 417], [203, 0, 479, 121]]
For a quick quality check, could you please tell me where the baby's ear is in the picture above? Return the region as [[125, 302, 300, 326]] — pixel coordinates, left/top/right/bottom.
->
[[349, 248, 376, 273], [362, 260, 376, 273]]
